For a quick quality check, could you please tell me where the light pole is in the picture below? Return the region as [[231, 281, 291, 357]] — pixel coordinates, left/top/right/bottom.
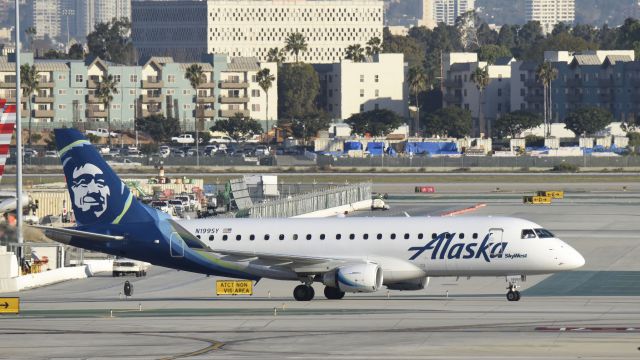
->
[[61, 9, 75, 51], [15, 0, 24, 260]]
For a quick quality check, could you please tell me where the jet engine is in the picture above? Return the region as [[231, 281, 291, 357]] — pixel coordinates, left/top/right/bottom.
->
[[322, 263, 383, 293], [386, 277, 429, 291]]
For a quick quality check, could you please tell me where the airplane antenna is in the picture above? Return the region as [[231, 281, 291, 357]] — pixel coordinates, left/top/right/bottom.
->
[[15, 0, 24, 260]]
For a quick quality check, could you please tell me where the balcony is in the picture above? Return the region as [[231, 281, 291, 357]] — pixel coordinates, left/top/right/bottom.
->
[[220, 109, 250, 118], [598, 79, 614, 87], [36, 81, 55, 88], [86, 79, 99, 88], [443, 93, 462, 103], [141, 108, 163, 117], [196, 96, 216, 104], [141, 94, 165, 103], [195, 109, 216, 118], [0, 81, 16, 88], [5, 97, 26, 104], [86, 108, 107, 118], [199, 82, 217, 89], [219, 96, 249, 104], [525, 94, 544, 103], [566, 78, 583, 87], [219, 80, 249, 89], [33, 109, 55, 118], [443, 79, 462, 88], [33, 96, 54, 103], [87, 95, 101, 103], [141, 79, 164, 88]]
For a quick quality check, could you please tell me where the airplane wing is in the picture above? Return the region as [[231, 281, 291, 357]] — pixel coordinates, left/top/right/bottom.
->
[[211, 248, 367, 273], [31, 225, 125, 243]]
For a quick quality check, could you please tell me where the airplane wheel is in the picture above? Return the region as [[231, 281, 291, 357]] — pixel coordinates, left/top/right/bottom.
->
[[324, 286, 345, 300], [506, 291, 517, 302], [293, 285, 315, 301], [514, 291, 521, 301]]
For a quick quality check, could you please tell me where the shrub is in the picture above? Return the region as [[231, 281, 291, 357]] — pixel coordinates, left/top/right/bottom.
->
[[551, 163, 579, 172]]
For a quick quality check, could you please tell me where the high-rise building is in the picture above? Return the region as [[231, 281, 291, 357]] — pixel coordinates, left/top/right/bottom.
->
[[419, 0, 436, 29], [32, 0, 61, 41], [433, 0, 475, 26], [525, 0, 575, 34], [83, 0, 131, 36]]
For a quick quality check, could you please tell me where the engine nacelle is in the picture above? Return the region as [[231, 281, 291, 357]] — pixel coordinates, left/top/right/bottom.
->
[[386, 277, 429, 291], [323, 263, 383, 293]]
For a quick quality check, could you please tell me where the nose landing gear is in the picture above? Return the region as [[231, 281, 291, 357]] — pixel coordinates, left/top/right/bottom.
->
[[505, 275, 523, 302]]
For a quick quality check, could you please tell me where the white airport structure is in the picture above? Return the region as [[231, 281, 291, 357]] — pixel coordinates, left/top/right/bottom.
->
[[318, 53, 409, 120], [525, 0, 575, 34]]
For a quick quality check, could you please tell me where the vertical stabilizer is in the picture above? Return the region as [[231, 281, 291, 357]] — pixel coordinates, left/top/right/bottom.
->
[[0, 99, 16, 181]]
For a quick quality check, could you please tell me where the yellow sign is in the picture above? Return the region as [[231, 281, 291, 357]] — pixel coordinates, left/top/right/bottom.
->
[[0, 297, 19, 314], [216, 280, 253, 295], [537, 191, 564, 199]]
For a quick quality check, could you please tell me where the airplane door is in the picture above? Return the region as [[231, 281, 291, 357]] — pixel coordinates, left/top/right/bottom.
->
[[489, 228, 504, 259], [170, 232, 184, 258]]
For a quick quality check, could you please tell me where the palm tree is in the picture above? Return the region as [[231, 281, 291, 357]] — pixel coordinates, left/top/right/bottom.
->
[[256, 68, 276, 142], [25, 27, 36, 53], [537, 61, 558, 138], [345, 44, 366, 62], [471, 65, 490, 137], [284, 32, 308, 63], [366, 37, 383, 56], [408, 66, 428, 136], [184, 64, 205, 166], [20, 64, 39, 146], [95, 74, 119, 146], [266, 47, 286, 64]]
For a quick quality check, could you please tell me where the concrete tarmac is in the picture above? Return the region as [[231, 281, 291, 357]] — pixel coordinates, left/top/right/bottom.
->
[[1, 182, 639, 359]]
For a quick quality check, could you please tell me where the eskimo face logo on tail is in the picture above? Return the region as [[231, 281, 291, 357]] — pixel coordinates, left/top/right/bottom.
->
[[70, 163, 110, 218]]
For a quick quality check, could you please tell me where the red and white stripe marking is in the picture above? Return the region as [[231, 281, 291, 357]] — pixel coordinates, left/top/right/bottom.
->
[[0, 98, 17, 178], [440, 203, 487, 217], [535, 326, 640, 333]]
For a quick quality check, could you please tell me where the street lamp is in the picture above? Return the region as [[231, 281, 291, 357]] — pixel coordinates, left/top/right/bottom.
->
[[61, 9, 75, 50]]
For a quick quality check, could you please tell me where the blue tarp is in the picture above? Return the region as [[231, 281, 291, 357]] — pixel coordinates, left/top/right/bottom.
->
[[405, 142, 459, 155], [386, 147, 398, 157], [344, 141, 363, 151], [366, 142, 385, 156]]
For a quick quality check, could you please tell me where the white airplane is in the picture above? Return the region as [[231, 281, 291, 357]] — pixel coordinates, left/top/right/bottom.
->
[[0, 191, 30, 214], [38, 129, 586, 302]]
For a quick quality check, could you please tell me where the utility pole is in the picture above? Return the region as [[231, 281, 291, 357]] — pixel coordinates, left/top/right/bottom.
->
[[15, 0, 24, 260]]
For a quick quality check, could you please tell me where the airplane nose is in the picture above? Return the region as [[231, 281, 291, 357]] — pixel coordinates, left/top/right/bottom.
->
[[565, 247, 585, 269]]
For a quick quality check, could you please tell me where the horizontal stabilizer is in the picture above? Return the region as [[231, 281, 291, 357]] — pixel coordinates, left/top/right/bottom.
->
[[31, 225, 124, 244]]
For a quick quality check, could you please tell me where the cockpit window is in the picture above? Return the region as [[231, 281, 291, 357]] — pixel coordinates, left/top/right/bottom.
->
[[534, 228, 555, 238], [521, 229, 537, 239]]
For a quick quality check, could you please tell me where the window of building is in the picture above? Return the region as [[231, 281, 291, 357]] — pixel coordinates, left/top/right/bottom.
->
[[360, 89, 364, 97], [252, 104, 260, 111], [183, 105, 191, 110], [58, 104, 65, 110], [130, 75, 137, 83], [75, 75, 83, 83], [374, 75, 379, 82], [251, 75, 257, 82], [463, 89, 467, 96], [520, 88, 525, 96], [464, 104, 469, 110], [113, 75, 121, 83], [252, 89, 260, 97], [75, 90, 83, 95], [168, 75, 175, 83], [58, 89, 66, 95], [498, 103, 502, 111], [520, 74, 525, 81], [58, 75, 65, 80], [375, 89, 379, 97], [360, 74, 364, 82], [498, 89, 502, 97]]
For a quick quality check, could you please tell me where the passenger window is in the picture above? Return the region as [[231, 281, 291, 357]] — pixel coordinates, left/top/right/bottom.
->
[[222, 235, 228, 241], [249, 235, 255, 241], [404, 233, 410, 240], [264, 234, 270, 240], [279, 234, 285, 240], [236, 235, 241, 241], [521, 229, 537, 239], [377, 233, 382, 240], [459, 233, 465, 239], [209, 235, 214, 241], [320, 234, 325, 240], [306, 234, 312, 240], [390, 233, 396, 239], [293, 234, 298, 240], [472, 233, 478, 239], [349, 233, 355, 240], [363, 233, 369, 240], [336, 234, 342, 240], [418, 233, 423, 240]]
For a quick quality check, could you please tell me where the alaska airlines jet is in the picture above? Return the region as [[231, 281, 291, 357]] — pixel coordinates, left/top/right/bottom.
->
[[36, 129, 585, 302]]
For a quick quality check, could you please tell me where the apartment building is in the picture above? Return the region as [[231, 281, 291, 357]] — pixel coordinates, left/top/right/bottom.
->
[[433, 0, 475, 26], [0, 53, 277, 130], [525, 0, 575, 34], [316, 53, 408, 120], [442, 53, 512, 137], [132, 0, 383, 64]]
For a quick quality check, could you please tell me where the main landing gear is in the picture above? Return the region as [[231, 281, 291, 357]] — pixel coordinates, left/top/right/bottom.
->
[[324, 286, 345, 300], [293, 284, 315, 301]]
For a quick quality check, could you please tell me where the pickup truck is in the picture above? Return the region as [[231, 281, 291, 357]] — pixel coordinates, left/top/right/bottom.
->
[[86, 128, 117, 138], [112, 258, 151, 277], [171, 134, 195, 144]]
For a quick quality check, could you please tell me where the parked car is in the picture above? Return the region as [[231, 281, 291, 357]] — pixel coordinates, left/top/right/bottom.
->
[[159, 145, 171, 158], [151, 200, 172, 215], [106, 158, 142, 167], [170, 148, 186, 157], [171, 134, 195, 144], [168, 199, 185, 215], [209, 135, 233, 144], [86, 128, 117, 138], [126, 147, 142, 157], [23, 148, 38, 157], [174, 195, 192, 211], [44, 150, 58, 158], [204, 145, 218, 156], [255, 145, 270, 156]]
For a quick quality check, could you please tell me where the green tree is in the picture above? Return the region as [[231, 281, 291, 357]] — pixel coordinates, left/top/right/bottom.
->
[[20, 64, 39, 146], [537, 61, 558, 138], [345, 109, 404, 137], [383, 27, 426, 69], [278, 63, 320, 120], [184, 63, 205, 128], [284, 32, 308, 63], [68, 43, 85, 60], [408, 66, 428, 136], [95, 74, 119, 146], [136, 115, 181, 143], [86, 18, 135, 65], [210, 114, 263, 142], [471, 65, 490, 137], [345, 44, 366, 62], [266, 47, 286, 63], [281, 111, 332, 140], [256, 68, 276, 137], [423, 106, 472, 138], [478, 44, 511, 64], [493, 111, 543, 139], [25, 26, 36, 53], [564, 107, 614, 137], [366, 37, 383, 56]]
